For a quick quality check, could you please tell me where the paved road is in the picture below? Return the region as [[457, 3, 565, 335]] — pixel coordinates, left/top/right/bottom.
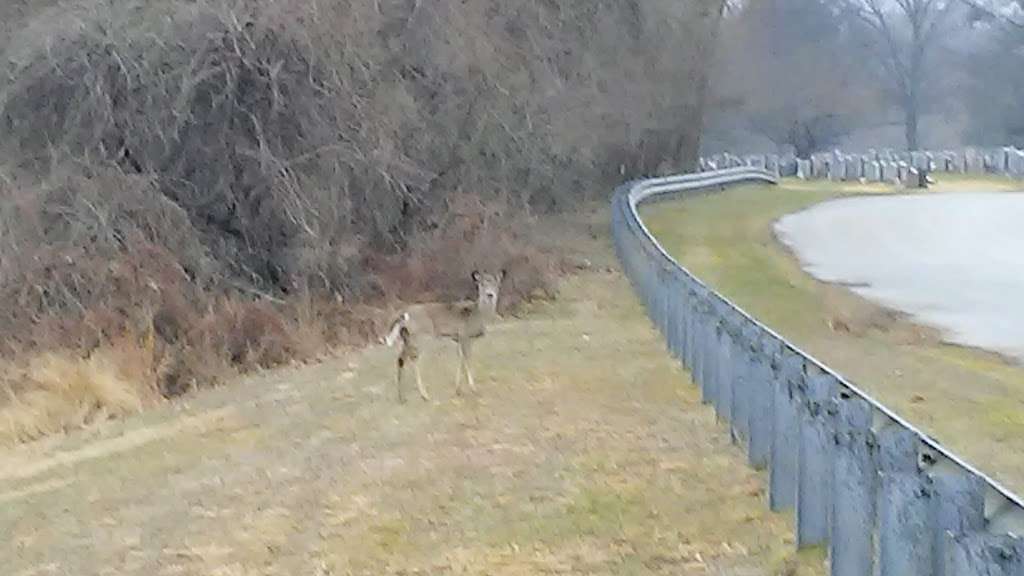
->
[[775, 192, 1024, 363]]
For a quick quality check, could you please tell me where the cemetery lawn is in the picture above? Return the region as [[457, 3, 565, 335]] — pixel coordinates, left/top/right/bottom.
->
[[641, 175, 1024, 495]]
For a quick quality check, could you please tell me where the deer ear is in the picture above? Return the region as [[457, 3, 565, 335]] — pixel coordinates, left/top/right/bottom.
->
[[471, 270, 481, 283]]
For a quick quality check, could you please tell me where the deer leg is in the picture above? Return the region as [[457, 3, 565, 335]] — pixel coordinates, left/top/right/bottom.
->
[[454, 340, 464, 396], [461, 339, 477, 393], [414, 360, 429, 401], [396, 356, 407, 404]]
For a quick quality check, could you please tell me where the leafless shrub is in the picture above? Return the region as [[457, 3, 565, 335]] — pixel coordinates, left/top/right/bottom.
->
[[0, 0, 722, 440]]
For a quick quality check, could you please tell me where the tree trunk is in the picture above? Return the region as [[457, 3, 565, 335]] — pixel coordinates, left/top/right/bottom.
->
[[683, 0, 728, 170], [905, 99, 919, 151], [905, 18, 925, 151]]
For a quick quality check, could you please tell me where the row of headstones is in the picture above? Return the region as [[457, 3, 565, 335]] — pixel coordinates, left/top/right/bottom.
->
[[612, 177, 1024, 576], [700, 147, 1024, 186]]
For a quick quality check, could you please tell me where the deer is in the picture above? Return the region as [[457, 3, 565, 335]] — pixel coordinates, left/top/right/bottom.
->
[[381, 270, 506, 402]]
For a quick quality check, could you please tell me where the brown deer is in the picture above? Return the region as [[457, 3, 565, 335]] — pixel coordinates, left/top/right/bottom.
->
[[382, 270, 506, 402]]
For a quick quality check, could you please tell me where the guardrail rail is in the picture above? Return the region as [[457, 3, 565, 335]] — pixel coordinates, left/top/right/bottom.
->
[[611, 166, 1024, 576]]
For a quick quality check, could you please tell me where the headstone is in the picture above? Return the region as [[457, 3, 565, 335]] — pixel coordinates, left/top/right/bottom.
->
[[812, 154, 828, 178], [867, 161, 882, 182], [984, 152, 1000, 173], [796, 159, 811, 179], [880, 162, 894, 182], [960, 149, 976, 173], [829, 157, 844, 181], [844, 156, 862, 180], [911, 151, 928, 171], [1011, 150, 1024, 175], [938, 153, 954, 172], [779, 155, 799, 177], [908, 168, 927, 189]]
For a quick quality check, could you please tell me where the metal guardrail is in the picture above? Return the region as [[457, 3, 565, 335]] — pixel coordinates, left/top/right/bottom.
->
[[611, 167, 1024, 575]]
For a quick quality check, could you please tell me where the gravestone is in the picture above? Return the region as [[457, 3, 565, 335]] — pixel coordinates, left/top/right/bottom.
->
[[964, 149, 982, 173], [880, 162, 893, 182], [812, 153, 828, 178], [844, 156, 862, 180], [1011, 150, 1024, 175], [984, 152, 1000, 173], [796, 159, 811, 179], [911, 152, 928, 171], [939, 153, 955, 172], [829, 157, 844, 181], [779, 155, 799, 177], [866, 161, 882, 182], [907, 167, 928, 189]]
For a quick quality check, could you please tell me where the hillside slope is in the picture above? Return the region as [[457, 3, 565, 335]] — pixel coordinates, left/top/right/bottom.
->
[[0, 224, 819, 575]]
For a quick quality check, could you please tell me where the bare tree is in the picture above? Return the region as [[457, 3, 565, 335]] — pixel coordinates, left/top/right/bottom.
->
[[841, 0, 954, 150], [958, 0, 1024, 27], [708, 0, 881, 157]]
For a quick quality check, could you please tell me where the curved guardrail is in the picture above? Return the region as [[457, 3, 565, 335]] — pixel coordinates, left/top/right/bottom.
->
[[611, 167, 1024, 576]]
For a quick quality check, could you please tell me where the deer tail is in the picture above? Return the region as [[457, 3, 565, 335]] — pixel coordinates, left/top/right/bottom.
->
[[382, 312, 409, 347]]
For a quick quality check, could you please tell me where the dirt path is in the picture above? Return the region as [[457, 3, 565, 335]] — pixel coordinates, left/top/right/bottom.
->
[[0, 229, 817, 575]]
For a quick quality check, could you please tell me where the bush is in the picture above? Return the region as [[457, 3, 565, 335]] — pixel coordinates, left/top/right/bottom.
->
[[0, 0, 721, 441]]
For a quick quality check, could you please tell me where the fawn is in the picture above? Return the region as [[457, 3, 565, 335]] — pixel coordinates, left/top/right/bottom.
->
[[382, 270, 506, 402]]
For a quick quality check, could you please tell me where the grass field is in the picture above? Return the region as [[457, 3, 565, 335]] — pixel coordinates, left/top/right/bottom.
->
[[641, 174, 1024, 495], [0, 208, 823, 576]]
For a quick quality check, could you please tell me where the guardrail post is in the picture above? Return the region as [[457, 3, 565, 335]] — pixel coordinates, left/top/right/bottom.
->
[[930, 471, 985, 576], [658, 268, 670, 338], [659, 268, 675, 354], [653, 267, 666, 336], [693, 290, 708, 392], [715, 306, 736, 423], [642, 252, 655, 317], [947, 533, 1024, 575], [748, 333, 777, 470], [797, 371, 838, 548], [731, 323, 757, 445], [770, 348, 803, 512], [671, 274, 688, 363], [878, 426, 932, 576], [830, 392, 877, 576], [684, 285, 697, 373], [700, 296, 719, 405], [666, 286, 678, 357]]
